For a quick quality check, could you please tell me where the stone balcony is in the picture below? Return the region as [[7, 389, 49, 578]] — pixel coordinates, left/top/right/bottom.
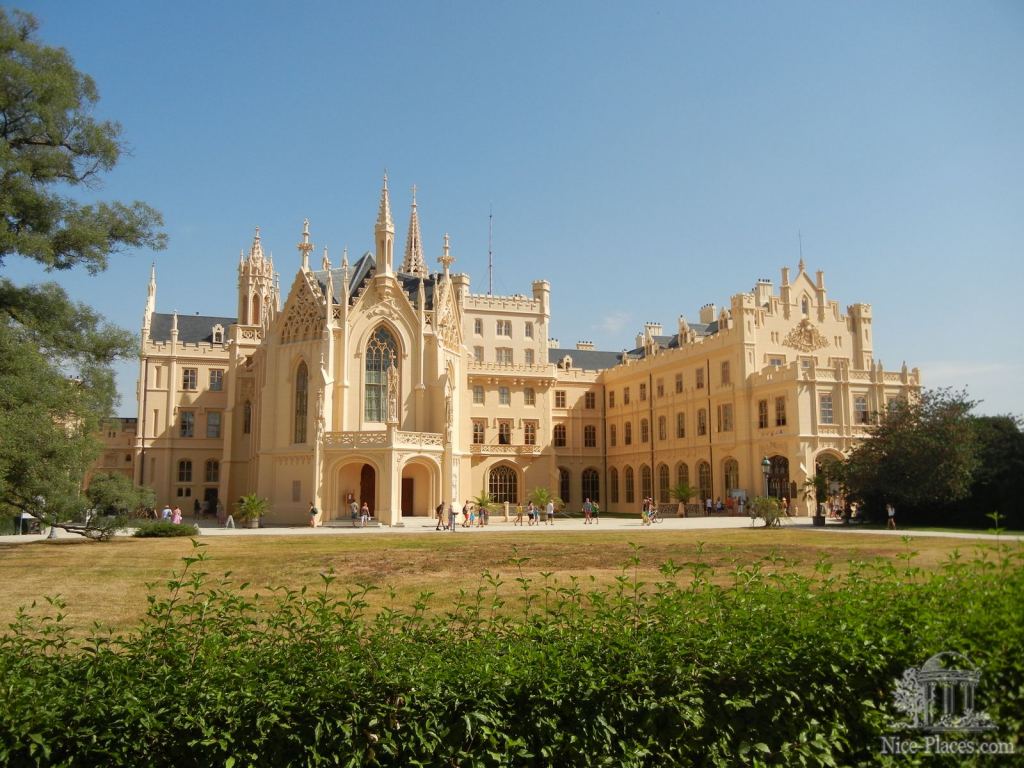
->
[[322, 429, 445, 452], [468, 443, 542, 456]]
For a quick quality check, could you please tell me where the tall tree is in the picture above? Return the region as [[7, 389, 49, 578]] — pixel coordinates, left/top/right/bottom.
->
[[0, 9, 165, 534], [967, 415, 1024, 529], [843, 388, 979, 522]]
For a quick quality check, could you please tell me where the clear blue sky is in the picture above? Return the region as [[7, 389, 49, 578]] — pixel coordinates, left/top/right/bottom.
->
[[7, 1, 1024, 416]]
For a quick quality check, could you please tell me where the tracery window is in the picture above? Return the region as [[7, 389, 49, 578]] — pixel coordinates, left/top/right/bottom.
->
[[365, 326, 398, 422], [559, 467, 571, 503], [581, 468, 600, 502], [488, 465, 518, 503], [658, 464, 670, 503], [294, 362, 308, 443]]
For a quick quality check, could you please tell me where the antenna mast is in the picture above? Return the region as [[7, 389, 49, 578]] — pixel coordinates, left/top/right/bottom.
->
[[488, 205, 493, 296]]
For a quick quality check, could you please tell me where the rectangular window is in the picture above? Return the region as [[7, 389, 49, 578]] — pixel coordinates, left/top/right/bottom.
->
[[820, 393, 834, 424], [524, 349, 535, 365], [524, 387, 535, 406], [496, 347, 513, 365], [584, 424, 597, 447], [554, 424, 567, 447], [695, 369, 705, 390], [610, 425, 617, 447], [474, 318, 483, 335], [608, 391, 616, 408], [496, 319, 512, 337], [182, 368, 198, 391], [209, 369, 224, 391], [524, 321, 534, 339], [499, 386, 510, 405], [524, 421, 537, 445], [292, 480, 301, 503], [498, 421, 511, 444], [769, 356, 784, 367], [584, 392, 596, 409], [854, 396, 869, 424], [775, 397, 787, 427], [721, 361, 731, 385], [658, 416, 667, 441], [640, 419, 649, 443], [179, 411, 194, 438], [656, 379, 664, 398], [639, 383, 647, 401], [206, 411, 221, 438], [675, 373, 683, 393], [676, 412, 685, 438], [555, 390, 567, 408], [623, 387, 631, 405], [697, 409, 707, 436], [718, 404, 733, 432], [473, 346, 484, 363], [472, 420, 485, 444], [473, 385, 484, 405], [758, 399, 769, 429], [176, 487, 192, 498]]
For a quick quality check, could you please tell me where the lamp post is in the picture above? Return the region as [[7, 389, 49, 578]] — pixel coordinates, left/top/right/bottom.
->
[[761, 456, 771, 498]]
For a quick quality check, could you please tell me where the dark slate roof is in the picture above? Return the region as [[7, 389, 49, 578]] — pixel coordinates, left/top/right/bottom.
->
[[548, 347, 624, 371], [149, 313, 236, 343], [625, 322, 721, 359], [312, 253, 438, 310]]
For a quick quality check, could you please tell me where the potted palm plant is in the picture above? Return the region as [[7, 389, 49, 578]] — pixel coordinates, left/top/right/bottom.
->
[[670, 482, 695, 518], [236, 493, 269, 529]]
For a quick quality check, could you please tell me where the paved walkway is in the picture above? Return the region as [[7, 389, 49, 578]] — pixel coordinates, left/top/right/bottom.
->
[[3, 515, 1019, 543]]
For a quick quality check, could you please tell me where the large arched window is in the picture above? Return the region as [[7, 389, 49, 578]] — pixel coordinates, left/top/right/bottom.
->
[[723, 458, 739, 496], [640, 464, 652, 500], [658, 464, 670, 503], [676, 462, 689, 490], [488, 464, 518, 503], [243, 400, 252, 435], [581, 468, 600, 502], [365, 326, 398, 422], [294, 361, 308, 443], [624, 466, 635, 504], [697, 460, 712, 501], [559, 467, 570, 503], [205, 459, 220, 483], [610, 468, 619, 503]]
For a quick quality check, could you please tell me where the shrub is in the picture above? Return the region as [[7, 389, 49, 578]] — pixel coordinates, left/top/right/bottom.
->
[[133, 521, 199, 538], [0, 542, 1020, 766]]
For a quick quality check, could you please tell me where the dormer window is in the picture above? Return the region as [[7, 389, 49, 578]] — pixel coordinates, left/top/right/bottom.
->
[[212, 324, 225, 343]]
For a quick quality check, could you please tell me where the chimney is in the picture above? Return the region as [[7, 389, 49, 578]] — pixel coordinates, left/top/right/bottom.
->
[[576, 340, 595, 350], [699, 303, 717, 324]]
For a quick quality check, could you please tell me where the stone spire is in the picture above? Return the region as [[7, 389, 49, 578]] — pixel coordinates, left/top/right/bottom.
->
[[374, 173, 394, 275], [438, 232, 454, 276], [401, 184, 428, 277], [143, 263, 157, 330], [297, 218, 314, 270], [249, 227, 265, 263]]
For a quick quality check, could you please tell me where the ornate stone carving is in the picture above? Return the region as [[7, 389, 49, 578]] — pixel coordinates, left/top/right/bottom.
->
[[280, 280, 325, 344], [783, 319, 829, 352], [386, 363, 399, 424]]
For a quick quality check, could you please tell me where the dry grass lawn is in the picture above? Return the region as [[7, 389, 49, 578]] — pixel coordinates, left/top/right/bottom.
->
[[0, 530, 995, 635]]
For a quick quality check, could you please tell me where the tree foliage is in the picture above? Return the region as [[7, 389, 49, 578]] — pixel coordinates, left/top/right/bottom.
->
[[0, 9, 165, 272], [843, 388, 980, 519], [0, 10, 165, 534], [86, 472, 154, 518], [966, 414, 1024, 529]]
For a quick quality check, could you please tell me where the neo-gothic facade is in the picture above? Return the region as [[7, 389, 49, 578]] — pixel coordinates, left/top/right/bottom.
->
[[128, 177, 920, 524]]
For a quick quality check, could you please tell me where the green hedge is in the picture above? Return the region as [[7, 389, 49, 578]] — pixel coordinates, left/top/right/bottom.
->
[[0, 542, 1021, 766], [132, 521, 200, 537]]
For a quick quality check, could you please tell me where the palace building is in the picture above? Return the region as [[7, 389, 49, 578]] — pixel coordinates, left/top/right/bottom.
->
[[128, 177, 920, 524]]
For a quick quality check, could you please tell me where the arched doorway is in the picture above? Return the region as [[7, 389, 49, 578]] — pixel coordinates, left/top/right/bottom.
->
[[360, 463, 376, 515], [400, 459, 437, 517], [768, 455, 789, 499]]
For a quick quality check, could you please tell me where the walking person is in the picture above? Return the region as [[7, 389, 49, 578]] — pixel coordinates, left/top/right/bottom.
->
[[349, 497, 359, 520], [435, 502, 445, 530], [172, 506, 183, 525], [514, 502, 524, 526], [308, 500, 318, 528], [447, 504, 456, 532], [886, 502, 896, 530], [582, 498, 593, 524], [705, 497, 712, 516], [546, 499, 555, 526], [591, 501, 599, 524], [360, 502, 369, 528], [224, 502, 235, 529]]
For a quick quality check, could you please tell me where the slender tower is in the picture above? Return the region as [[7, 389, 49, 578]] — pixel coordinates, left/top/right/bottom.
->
[[374, 173, 394, 275]]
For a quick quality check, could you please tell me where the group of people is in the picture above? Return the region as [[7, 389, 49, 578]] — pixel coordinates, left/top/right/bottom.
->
[[640, 497, 661, 526], [581, 498, 599, 524], [512, 500, 556, 526]]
